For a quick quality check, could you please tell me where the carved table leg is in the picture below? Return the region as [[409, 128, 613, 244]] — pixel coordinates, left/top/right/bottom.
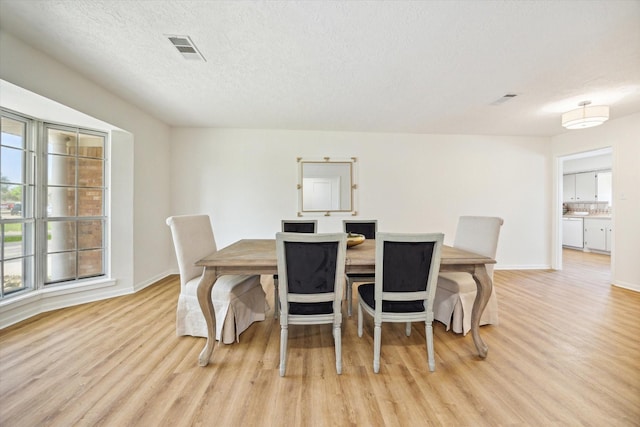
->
[[197, 268, 218, 366], [470, 264, 492, 358]]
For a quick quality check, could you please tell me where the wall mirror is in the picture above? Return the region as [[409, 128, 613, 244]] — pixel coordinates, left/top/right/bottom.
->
[[297, 157, 357, 216]]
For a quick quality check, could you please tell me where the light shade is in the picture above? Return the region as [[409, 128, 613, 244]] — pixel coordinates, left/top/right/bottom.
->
[[562, 103, 609, 129]]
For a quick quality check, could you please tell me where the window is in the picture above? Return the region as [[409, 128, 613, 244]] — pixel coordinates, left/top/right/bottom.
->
[[45, 125, 107, 283], [0, 109, 108, 298], [0, 113, 34, 297]]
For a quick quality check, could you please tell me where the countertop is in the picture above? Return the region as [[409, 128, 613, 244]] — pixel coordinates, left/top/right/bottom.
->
[[563, 213, 611, 219]]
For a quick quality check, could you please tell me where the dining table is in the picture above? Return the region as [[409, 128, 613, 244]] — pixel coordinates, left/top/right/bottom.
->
[[195, 238, 495, 367]]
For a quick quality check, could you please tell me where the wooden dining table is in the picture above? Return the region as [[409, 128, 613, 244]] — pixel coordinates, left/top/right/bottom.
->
[[195, 238, 495, 367]]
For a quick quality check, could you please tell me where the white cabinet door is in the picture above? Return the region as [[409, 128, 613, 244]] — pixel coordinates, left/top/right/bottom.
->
[[563, 174, 576, 202], [575, 172, 597, 201], [605, 223, 613, 252], [584, 218, 609, 251], [597, 171, 612, 205]]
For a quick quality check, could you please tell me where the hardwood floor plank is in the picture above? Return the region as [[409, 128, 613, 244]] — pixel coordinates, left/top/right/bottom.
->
[[1, 251, 639, 426]]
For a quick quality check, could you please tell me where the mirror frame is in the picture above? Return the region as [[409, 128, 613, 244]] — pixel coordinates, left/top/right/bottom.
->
[[297, 157, 358, 216]]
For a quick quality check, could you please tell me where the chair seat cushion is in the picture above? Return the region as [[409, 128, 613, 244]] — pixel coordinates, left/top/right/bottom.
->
[[289, 301, 333, 315], [185, 274, 260, 298], [358, 283, 425, 313], [347, 273, 375, 278], [437, 272, 477, 293]]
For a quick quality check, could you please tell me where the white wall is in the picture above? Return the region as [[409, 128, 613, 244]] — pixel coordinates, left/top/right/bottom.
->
[[552, 113, 640, 291], [170, 128, 551, 270], [564, 153, 612, 174], [0, 30, 174, 325]]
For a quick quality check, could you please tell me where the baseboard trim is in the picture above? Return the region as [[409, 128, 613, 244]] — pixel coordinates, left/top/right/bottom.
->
[[612, 281, 640, 293], [133, 270, 174, 292], [495, 264, 552, 270]]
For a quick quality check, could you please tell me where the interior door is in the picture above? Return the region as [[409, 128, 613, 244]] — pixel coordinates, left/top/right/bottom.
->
[[303, 177, 340, 210]]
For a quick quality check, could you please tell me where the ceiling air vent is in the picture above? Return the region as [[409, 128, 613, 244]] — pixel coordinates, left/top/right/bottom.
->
[[490, 93, 518, 106], [166, 35, 206, 61]]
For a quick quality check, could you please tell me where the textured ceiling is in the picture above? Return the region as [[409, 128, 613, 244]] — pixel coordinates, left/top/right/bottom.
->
[[1, 0, 639, 136]]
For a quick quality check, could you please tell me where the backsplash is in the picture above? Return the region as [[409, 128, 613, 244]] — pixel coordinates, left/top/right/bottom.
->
[[563, 202, 611, 215]]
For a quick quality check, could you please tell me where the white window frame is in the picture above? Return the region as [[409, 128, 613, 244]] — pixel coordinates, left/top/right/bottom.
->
[[0, 108, 109, 300]]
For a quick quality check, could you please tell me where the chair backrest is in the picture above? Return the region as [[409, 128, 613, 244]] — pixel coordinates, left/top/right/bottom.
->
[[453, 216, 504, 278], [343, 220, 377, 239], [276, 232, 347, 317], [166, 214, 216, 287], [281, 220, 317, 233], [374, 232, 444, 315]]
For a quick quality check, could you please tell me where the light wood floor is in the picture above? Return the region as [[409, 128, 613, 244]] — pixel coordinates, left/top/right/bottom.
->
[[1, 249, 638, 426]]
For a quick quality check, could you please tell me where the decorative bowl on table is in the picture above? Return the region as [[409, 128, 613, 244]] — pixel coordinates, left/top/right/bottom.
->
[[347, 233, 365, 247]]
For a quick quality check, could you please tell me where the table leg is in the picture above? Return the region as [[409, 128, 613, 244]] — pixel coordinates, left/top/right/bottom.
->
[[470, 264, 491, 358], [196, 267, 218, 366]]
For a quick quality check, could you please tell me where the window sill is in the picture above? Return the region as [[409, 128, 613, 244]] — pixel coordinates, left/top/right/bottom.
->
[[0, 277, 120, 329]]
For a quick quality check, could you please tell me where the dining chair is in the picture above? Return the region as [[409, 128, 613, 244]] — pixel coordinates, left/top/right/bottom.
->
[[273, 220, 317, 318], [343, 219, 378, 317], [357, 232, 444, 373], [166, 214, 267, 343], [276, 232, 347, 376], [281, 219, 318, 233], [433, 216, 503, 335]]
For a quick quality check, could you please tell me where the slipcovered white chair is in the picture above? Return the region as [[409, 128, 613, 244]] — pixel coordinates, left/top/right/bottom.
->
[[166, 214, 267, 344], [276, 232, 347, 376], [357, 232, 444, 373], [433, 216, 503, 335], [343, 219, 377, 317]]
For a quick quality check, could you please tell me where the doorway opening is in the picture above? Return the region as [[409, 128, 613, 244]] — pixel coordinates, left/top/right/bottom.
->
[[558, 147, 613, 272]]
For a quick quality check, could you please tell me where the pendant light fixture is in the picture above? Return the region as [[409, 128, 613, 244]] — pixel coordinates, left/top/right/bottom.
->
[[561, 101, 609, 129]]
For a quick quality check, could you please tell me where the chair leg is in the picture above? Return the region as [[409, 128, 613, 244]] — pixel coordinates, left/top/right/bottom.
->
[[273, 279, 279, 319], [357, 303, 363, 337], [334, 324, 342, 375], [425, 321, 435, 372], [346, 278, 353, 317], [279, 325, 288, 377], [373, 322, 381, 373], [405, 322, 412, 337]]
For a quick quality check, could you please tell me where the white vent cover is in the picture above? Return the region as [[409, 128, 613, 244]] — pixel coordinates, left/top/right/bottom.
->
[[166, 35, 206, 61]]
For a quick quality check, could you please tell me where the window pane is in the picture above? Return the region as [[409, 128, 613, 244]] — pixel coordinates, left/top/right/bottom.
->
[[1, 117, 25, 149], [47, 129, 76, 155], [78, 249, 102, 278], [48, 221, 76, 252], [2, 222, 32, 260], [47, 252, 76, 283], [1, 185, 24, 219], [78, 134, 104, 159], [78, 189, 103, 216], [78, 220, 103, 250], [47, 187, 76, 217], [48, 154, 76, 186], [78, 158, 103, 187], [1, 146, 24, 183], [3, 258, 25, 293]]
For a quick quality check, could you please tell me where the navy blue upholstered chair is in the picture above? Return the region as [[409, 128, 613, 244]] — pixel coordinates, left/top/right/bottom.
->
[[343, 220, 377, 316], [275, 232, 347, 376], [273, 220, 317, 318], [357, 232, 444, 373]]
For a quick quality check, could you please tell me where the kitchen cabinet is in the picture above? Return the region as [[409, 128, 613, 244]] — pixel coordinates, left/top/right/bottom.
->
[[564, 172, 596, 202], [563, 171, 611, 203], [562, 218, 583, 248], [584, 218, 612, 252], [575, 172, 597, 201], [562, 175, 575, 203], [596, 171, 612, 205]]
